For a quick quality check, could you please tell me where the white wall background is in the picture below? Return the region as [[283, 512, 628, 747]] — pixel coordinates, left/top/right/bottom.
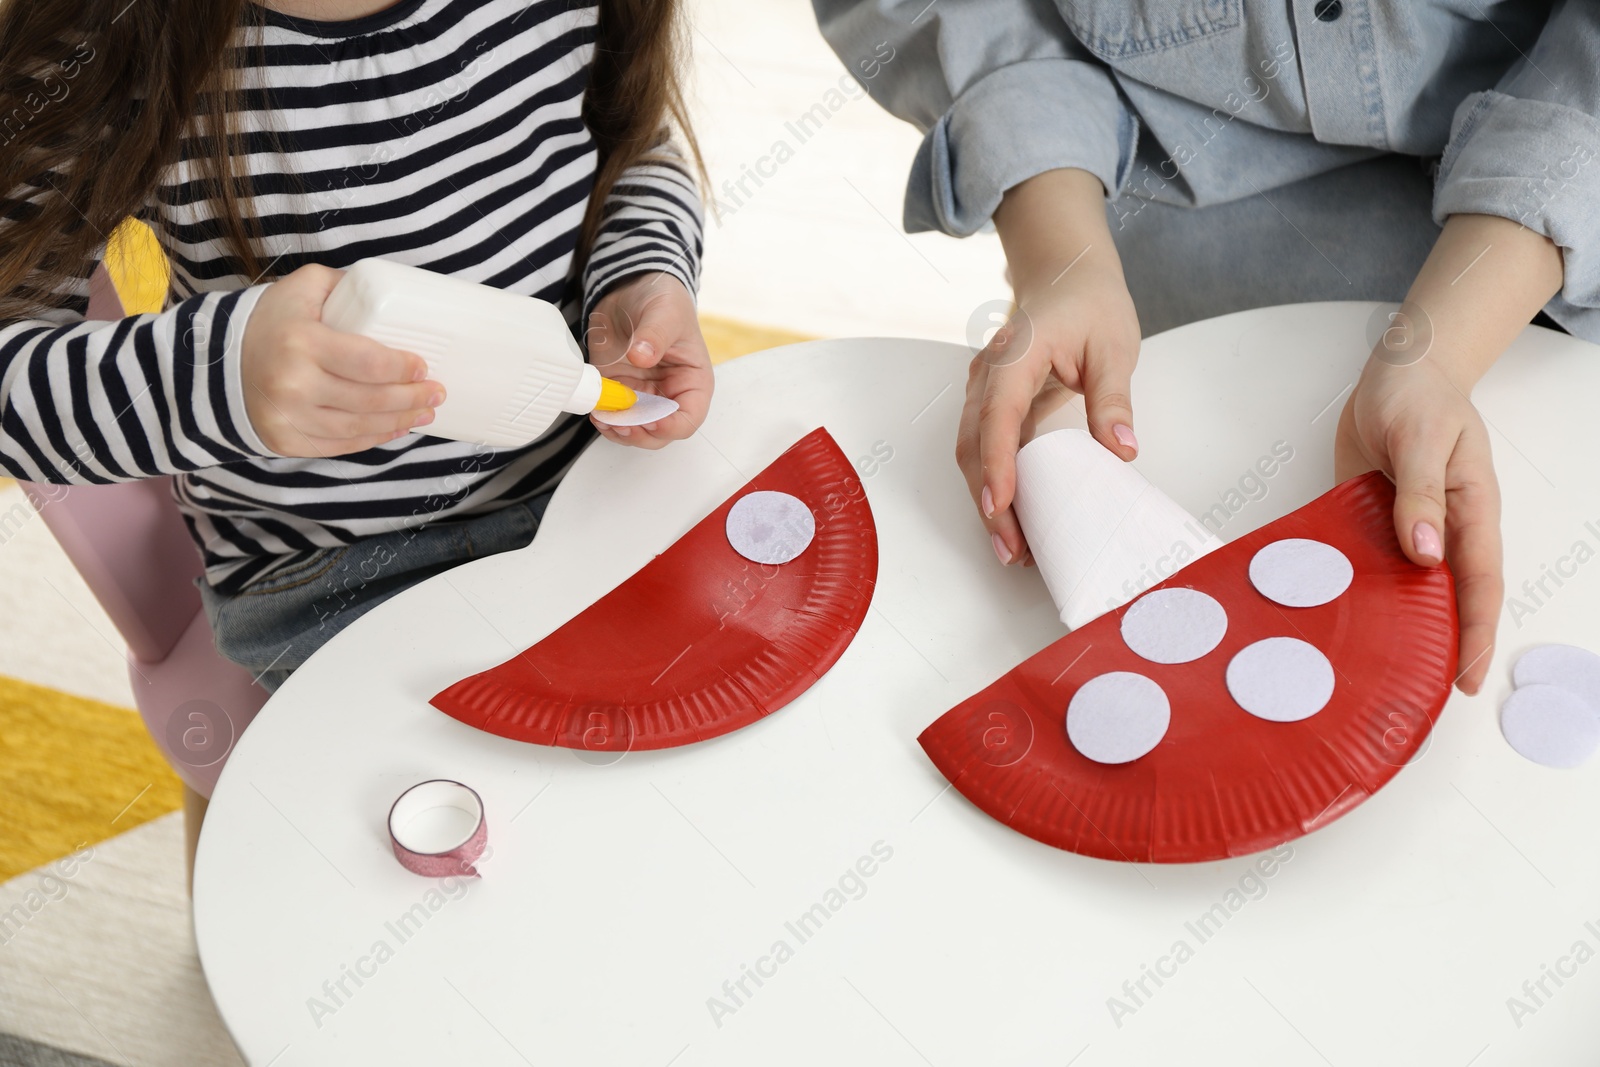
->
[[687, 0, 1009, 342]]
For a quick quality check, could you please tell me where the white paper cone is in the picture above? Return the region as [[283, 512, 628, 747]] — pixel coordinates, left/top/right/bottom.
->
[[1013, 429, 1222, 630]]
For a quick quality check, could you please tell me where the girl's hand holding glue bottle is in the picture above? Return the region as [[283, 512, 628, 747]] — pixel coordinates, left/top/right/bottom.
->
[[242, 257, 710, 457], [241, 263, 446, 458]]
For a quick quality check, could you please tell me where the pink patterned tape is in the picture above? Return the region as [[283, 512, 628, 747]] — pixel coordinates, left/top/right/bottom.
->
[[387, 779, 487, 878]]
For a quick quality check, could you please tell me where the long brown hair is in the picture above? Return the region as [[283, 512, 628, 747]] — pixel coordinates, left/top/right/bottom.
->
[[0, 0, 702, 323]]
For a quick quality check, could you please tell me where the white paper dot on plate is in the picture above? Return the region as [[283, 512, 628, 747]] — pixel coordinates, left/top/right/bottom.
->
[[1512, 644, 1600, 715], [592, 391, 680, 427], [1120, 588, 1228, 664], [1249, 538, 1354, 607], [1066, 671, 1170, 764], [1226, 637, 1335, 722], [1501, 683, 1600, 769], [725, 491, 815, 565]]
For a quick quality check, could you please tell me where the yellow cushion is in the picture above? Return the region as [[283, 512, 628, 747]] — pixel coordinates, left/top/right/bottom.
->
[[104, 218, 170, 316]]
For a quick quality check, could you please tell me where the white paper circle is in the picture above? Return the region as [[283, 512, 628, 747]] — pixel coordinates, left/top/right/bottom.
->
[[1226, 637, 1336, 722], [1249, 538, 1354, 608], [1501, 683, 1600, 769], [725, 491, 816, 565], [1120, 588, 1228, 664], [592, 391, 680, 427], [1066, 672, 1171, 765], [1512, 644, 1600, 716]]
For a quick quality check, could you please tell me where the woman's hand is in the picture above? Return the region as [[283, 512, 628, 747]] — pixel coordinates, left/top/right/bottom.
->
[[1335, 213, 1563, 695], [243, 263, 444, 457], [1334, 357, 1502, 695], [585, 272, 713, 449], [962, 167, 1142, 567]]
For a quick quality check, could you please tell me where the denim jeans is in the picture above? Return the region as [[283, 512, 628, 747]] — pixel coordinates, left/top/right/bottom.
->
[[197, 492, 554, 693]]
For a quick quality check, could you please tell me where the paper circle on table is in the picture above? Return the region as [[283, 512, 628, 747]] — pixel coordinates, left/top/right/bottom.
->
[[1500, 683, 1600, 769], [725, 490, 816, 565], [1120, 588, 1228, 664], [1249, 538, 1354, 607], [1066, 671, 1170, 765], [592, 391, 680, 427], [1226, 637, 1336, 722], [1513, 644, 1600, 715]]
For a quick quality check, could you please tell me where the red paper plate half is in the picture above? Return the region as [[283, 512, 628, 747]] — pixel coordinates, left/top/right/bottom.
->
[[918, 471, 1458, 863], [431, 428, 877, 752]]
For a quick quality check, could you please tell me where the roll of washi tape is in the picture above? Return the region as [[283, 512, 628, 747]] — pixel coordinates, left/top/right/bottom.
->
[[1013, 429, 1221, 630], [387, 780, 487, 878]]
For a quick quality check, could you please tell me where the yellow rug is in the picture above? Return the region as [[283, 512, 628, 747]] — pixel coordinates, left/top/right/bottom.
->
[[0, 674, 181, 882], [1, 220, 818, 883], [700, 315, 814, 363]]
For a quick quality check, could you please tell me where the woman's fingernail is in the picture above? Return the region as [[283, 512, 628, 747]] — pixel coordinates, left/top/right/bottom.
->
[[1113, 424, 1138, 450], [633, 341, 655, 361], [1413, 521, 1443, 562], [412, 364, 429, 382], [613, 425, 631, 437], [991, 532, 1012, 565], [981, 485, 996, 519], [428, 390, 444, 407], [413, 410, 434, 427]]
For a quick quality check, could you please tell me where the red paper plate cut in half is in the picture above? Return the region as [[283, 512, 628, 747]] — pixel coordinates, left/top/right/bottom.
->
[[431, 428, 877, 753], [918, 471, 1458, 863]]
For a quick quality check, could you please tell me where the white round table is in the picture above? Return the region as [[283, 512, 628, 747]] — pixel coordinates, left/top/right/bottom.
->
[[194, 304, 1600, 1066]]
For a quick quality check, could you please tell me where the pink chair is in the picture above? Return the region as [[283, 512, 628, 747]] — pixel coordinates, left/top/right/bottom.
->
[[18, 263, 267, 799]]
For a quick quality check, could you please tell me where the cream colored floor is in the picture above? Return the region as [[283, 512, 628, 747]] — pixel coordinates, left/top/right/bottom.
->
[[0, 482, 137, 710], [0, 3, 1006, 1064], [0, 814, 245, 1067]]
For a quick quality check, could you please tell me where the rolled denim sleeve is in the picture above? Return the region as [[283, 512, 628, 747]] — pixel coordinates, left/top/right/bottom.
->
[[1433, 0, 1600, 324], [813, 0, 1138, 236]]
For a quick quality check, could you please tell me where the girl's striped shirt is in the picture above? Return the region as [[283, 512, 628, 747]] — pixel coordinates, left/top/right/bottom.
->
[[0, 0, 703, 593]]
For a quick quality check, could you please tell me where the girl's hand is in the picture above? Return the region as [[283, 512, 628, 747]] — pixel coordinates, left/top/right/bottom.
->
[[1334, 356, 1502, 695], [243, 264, 444, 457], [966, 167, 1142, 567], [585, 272, 713, 449]]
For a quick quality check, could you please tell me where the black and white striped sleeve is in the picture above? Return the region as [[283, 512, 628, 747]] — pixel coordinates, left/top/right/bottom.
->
[[581, 136, 705, 326], [0, 194, 278, 485]]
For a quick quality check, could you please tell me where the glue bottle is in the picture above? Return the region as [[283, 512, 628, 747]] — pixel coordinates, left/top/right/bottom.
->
[[320, 257, 636, 449]]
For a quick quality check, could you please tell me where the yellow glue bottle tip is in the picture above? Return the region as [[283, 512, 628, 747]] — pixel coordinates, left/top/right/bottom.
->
[[595, 376, 637, 412]]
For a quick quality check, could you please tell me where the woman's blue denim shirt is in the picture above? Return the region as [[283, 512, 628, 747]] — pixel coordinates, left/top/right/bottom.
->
[[813, 0, 1599, 338]]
